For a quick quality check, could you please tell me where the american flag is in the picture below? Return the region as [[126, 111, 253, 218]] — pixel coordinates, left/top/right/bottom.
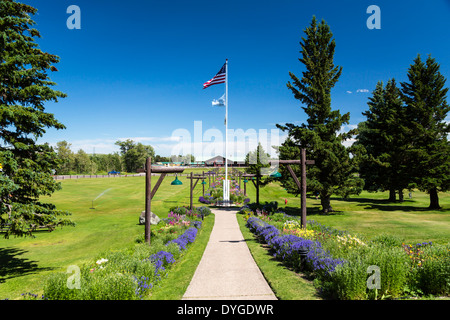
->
[[203, 63, 226, 89]]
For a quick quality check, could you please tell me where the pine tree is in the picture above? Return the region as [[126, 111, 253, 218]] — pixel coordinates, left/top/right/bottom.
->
[[400, 55, 450, 209], [277, 17, 358, 213], [245, 143, 271, 205], [356, 79, 410, 201], [0, 1, 74, 237]]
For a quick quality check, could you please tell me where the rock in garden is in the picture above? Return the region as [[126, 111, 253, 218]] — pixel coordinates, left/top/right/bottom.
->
[[139, 211, 161, 225]]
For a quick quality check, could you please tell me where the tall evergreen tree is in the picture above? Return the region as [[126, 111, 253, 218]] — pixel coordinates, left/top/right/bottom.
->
[[400, 55, 450, 209], [355, 79, 410, 201], [245, 143, 271, 205], [277, 17, 358, 213], [0, 1, 74, 237]]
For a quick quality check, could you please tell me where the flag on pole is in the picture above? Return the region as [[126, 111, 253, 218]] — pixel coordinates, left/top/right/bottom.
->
[[203, 63, 226, 89], [212, 94, 226, 107]]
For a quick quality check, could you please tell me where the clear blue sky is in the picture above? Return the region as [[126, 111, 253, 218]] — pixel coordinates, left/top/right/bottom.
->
[[27, 0, 450, 159]]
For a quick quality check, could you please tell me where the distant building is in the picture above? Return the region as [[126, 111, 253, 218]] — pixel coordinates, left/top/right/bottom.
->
[[204, 156, 245, 167], [189, 161, 206, 167]]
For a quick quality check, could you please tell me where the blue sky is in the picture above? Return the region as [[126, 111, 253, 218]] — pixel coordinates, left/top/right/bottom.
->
[[27, 0, 450, 160]]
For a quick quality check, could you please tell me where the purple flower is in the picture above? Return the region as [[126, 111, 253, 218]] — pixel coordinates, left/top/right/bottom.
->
[[192, 221, 202, 229], [199, 196, 211, 204], [247, 217, 345, 276], [134, 276, 153, 299], [149, 251, 175, 276], [166, 227, 198, 251]]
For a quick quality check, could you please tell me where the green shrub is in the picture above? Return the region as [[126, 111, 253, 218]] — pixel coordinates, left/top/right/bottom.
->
[[44, 272, 81, 300], [169, 205, 211, 218], [371, 233, 404, 247], [366, 245, 409, 298], [238, 207, 253, 216], [409, 243, 450, 296], [328, 245, 409, 300], [169, 206, 189, 215], [328, 253, 369, 300], [80, 271, 137, 300], [195, 206, 211, 217]]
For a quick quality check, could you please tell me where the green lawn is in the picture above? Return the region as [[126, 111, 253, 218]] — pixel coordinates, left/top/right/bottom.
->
[[0, 173, 206, 300], [0, 171, 448, 300], [246, 182, 450, 245]]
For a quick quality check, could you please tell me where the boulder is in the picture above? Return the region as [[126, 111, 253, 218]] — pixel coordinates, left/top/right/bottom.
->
[[139, 211, 161, 225]]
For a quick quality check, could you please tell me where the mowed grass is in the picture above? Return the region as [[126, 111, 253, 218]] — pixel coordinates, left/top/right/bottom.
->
[[0, 169, 449, 300], [245, 182, 450, 245], [0, 172, 206, 300]]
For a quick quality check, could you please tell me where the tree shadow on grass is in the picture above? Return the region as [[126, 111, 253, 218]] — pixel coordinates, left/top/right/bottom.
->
[[0, 247, 54, 284], [329, 197, 432, 212], [281, 206, 344, 217]]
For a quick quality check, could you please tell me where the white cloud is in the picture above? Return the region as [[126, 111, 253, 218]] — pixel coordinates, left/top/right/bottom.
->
[[116, 136, 181, 143], [356, 89, 369, 93], [346, 91, 353, 94], [339, 124, 358, 148]]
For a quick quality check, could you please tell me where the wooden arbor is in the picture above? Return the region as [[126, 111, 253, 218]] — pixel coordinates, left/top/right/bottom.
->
[[273, 149, 315, 229], [144, 157, 185, 245], [186, 172, 208, 210], [243, 149, 314, 229]]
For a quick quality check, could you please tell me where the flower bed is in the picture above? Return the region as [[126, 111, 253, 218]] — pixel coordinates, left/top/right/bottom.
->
[[242, 207, 449, 300], [42, 207, 209, 300], [198, 169, 250, 205], [246, 217, 344, 277]]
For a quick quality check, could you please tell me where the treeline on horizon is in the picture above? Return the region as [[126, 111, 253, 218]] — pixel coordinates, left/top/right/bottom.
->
[[54, 139, 195, 175]]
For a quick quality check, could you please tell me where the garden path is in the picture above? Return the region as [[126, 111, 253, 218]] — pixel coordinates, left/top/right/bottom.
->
[[182, 208, 277, 300]]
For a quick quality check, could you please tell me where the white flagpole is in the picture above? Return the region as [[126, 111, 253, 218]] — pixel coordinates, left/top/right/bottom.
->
[[225, 59, 229, 204]]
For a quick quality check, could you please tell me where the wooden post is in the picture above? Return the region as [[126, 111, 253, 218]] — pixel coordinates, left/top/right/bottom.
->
[[274, 155, 314, 229], [256, 175, 260, 205], [190, 171, 193, 210], [202, 171, 205, 196], [145, 157, 152, 245], [301, 149, 307, 229], [239, 171, 241, 190]]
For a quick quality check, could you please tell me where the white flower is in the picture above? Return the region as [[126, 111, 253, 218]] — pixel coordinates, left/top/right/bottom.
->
[[96, 258, 108, 265]]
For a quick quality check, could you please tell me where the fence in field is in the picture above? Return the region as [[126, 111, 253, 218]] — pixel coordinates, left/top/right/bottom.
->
[[52, 174, 144, 180], [52, 167, 249, 180], [52, 172, 221, 180]]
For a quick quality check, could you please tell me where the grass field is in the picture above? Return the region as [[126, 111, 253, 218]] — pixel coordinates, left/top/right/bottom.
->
[[0, 169, 449, 299]]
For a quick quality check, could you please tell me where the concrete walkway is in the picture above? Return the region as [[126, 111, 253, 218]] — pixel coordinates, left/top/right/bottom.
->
[[182, 208, 277, 300]]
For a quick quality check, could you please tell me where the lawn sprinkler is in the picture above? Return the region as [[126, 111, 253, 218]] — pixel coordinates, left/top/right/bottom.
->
[[90, 188, 112, 210]]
